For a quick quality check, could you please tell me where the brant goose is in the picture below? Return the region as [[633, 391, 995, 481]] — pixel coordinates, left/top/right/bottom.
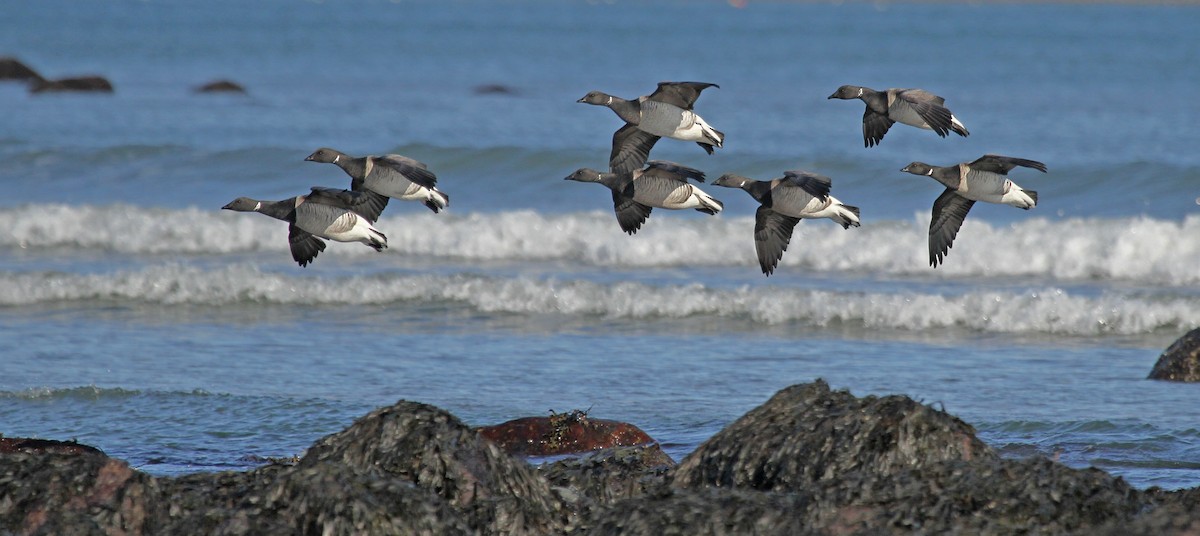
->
[[578, 81, 723, 173], [305, 148, 449, 214], [900, 154, 1046, 267], [828, 85, 968, 147], [222, 187, 388, 267], [564, 160, 723, 235], [713, 170, 861, 275]]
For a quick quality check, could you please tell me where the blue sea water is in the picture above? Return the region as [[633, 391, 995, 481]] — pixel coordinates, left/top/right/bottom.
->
[[2, 0, 1199, 490]]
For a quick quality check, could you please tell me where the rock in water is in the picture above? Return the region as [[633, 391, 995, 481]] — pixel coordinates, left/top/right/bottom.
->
[[672, 379, 993, 492], [477, 410, 657, 456], [1148, 327, 1200, 381], [297, 400, 570, 534]]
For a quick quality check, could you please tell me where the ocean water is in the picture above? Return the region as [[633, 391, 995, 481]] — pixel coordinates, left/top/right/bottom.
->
[[2, 0, 1199, 490]]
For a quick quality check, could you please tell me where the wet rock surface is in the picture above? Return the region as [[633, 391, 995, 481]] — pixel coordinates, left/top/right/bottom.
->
[[2, 381, 1198, 535], [673, 379, 995, 491], [1148, 326, 1200, 381]]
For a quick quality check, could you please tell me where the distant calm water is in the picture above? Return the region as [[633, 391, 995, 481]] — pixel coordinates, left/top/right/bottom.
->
[[2, 0, 1199, 489]]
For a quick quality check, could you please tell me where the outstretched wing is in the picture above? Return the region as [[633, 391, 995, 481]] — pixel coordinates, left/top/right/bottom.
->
[[896, 90, 956, 138], [288, 224, 327, 267], [754, 206, 802, 276], [780, 170, 833, 200], [611, 190, 654, 235], [610, 123, 659, 174], [647, 81, 719, 109], [305, 187, 386, 222], [968, 154, 1048, 174], [928, 188, 975, 268], [862, 108, 895, 148]]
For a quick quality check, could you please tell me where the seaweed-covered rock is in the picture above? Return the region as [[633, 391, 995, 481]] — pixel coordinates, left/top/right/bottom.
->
[[1148, 327, 1200, 382], [673, 380, 993, 492], [0, 451, 157, 535], [478, 410, 657, 456], [298, 400, 569, 535], [803, 457, 1145, 534], [0, 437, 105, 455], [541, 443, 675, 506], [578, 487, 816, 536], [155, 463, 472, 535]]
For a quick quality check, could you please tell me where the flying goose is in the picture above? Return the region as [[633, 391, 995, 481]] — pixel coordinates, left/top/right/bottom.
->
[[828, 85, 969, 147], [305, 148, 449, 214], [222, 187, 387, 267], [712, 170, 861, 275], [564, 160, 723, 235], [900, 154, 1046, 267], [578, 81, 724, 173]]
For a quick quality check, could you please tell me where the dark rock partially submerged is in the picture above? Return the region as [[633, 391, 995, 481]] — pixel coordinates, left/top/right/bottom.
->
[[30, 75, 114, 93], [2, 380, 1198, 535], [0, 437, 105, 455], [1148, 327, 1200, 381], [195, 79, 247, 94], [0, 57, 42, 81]]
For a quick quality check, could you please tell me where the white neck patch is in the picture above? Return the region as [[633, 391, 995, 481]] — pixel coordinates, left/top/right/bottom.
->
[[254, 201, 262, 210], [333, 154, 340, 164], [606, 96, 613, 105], [857, 87, 864, 97], [926, 168, 933, 176]]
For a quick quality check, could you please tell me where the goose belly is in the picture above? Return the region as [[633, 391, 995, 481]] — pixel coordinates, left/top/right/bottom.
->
[[309, 212, 376, 243], [367, 178, 424, 200], [632, 181, 695, 210], [888, 102, 932, 130], [770, 192, 826, 219], [637, 101, 696, 139], [959, 172, 1019, 205]]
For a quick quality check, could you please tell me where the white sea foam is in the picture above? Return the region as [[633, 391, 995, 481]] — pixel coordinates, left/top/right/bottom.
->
[[1, 264, 1196, 336], [4, 204, 1200, 286]]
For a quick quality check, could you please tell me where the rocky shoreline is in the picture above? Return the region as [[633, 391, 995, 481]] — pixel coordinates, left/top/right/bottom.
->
[[2, 379, 1198, 535]]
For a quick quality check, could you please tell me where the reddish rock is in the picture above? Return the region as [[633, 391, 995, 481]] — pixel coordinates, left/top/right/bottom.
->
[[477, 410, 657, 456], [0, 437, 104, 456]]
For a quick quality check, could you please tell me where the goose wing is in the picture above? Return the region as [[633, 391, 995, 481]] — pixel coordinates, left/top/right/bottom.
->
[[642, 160, 706, 183], [288, 224, 327, 267], [780, 170, 832, 200], [611, 190, 653, 235], [305, 187, 386, 222], [648, 81, 719, 109], [896, 89, 956, 137], [862, 107, 895, 148], [928, 188, 975, 267], [368, 155, 439, 189], [610, 123, 659, 174], [968, 154, 1048, 174], [754, 206, 802, 276]]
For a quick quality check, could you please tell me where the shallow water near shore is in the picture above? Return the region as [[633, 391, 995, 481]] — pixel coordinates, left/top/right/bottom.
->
[[2, 0, 1199, 489]]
